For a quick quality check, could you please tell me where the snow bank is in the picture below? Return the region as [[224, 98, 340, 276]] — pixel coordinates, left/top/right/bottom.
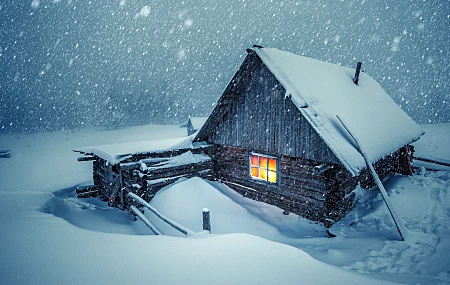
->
[[1, 123, 448, 285], [148, 160, 450, 283], [148, 177, 282, 237]]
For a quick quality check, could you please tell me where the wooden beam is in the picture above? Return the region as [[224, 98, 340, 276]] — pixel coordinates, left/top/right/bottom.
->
[[77, 156, 96, 162], [414, 156, 450, 168], [337, 115, 406, 241]]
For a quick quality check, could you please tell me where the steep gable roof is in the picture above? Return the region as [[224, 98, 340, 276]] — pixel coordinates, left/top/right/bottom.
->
[[196, 47, 424, 176]]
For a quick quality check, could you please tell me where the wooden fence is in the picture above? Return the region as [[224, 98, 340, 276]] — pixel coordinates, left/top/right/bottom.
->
[[128, 192, 211, 236]]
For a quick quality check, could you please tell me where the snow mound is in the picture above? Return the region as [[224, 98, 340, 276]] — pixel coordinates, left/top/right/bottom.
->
[[41, 186, 150, 235], [147, 177, 324, 239], [331, 171, 450, 282]]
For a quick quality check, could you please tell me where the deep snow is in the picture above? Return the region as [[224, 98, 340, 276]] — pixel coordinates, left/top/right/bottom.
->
[[0, 124, 449, 284]]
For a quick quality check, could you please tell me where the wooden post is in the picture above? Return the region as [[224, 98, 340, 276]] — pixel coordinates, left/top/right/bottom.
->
[[353, 62, 362, 85], [202, 208, 211, 233], [336, 115, 407, 241]]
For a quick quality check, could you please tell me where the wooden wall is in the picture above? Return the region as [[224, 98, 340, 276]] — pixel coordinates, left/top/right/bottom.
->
[[205, 55, 340, 166], [121, 156, 213, 208], [87, 143, 410, 226], [214, 145, 347, 223], [89, 148, 214, 210], [214, 144, 410, 224], [93, 157, 120, 201], [121, 147, 214, 209]]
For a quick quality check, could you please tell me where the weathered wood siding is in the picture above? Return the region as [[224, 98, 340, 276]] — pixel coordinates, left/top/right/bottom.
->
[[93, 157, 120, 200], [215, 145, 347, 223], [119, 147, 215, 208], [88, 148, 215, 209], [206, 56, 340, 165]]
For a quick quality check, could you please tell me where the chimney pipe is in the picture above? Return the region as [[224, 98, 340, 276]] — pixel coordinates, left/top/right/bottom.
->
[[353, 62, 362, 85]]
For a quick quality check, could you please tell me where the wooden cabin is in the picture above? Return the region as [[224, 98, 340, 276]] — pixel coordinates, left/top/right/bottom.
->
[[193, 46, 423, 226], [184, 117, 208, 136], [75, 46, 423, 227]]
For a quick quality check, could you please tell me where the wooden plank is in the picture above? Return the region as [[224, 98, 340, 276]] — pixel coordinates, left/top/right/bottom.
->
[[223, 180, 326, 222], [280, 177, 328, 196], [414, 156, 450, 168], [221, 174, 326, 208], [77, 189, 100, 198], [77, 156, 96, 162], [0, 150, 11, 158], [130, 205, 162, 235], [128, 193, 195, 236]]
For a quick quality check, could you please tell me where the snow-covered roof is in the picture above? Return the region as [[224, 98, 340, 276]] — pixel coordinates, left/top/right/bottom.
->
[[253, 47, 424, 175], [73, 136, 196, 164]]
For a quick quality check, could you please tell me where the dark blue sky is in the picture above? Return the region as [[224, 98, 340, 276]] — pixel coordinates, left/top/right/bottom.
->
[[1, 0, 449, 133]]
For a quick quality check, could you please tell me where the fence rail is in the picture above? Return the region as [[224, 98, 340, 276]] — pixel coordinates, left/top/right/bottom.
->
[[415, 156, 450, 168], [130, 205, 163, 235], [128, 192, 198, 236]]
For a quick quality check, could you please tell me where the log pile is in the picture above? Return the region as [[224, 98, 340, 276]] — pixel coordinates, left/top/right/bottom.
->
[[82, 147, 214, 210], [76, 185, 100, 198], [121, 156, 213, 207]]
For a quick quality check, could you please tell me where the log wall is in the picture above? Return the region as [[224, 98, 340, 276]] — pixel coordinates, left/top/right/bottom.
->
[[84, 142, 412, 226], [215, 145, 343, 223], [120, 147, 214, 208], [93, 157, 120, 201]]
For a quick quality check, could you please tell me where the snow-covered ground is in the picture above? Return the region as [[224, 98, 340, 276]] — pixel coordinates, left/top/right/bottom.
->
[[0, 124, 449, 284]]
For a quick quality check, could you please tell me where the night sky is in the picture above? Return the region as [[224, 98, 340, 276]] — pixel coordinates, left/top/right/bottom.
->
[[1, 0, 449, 133]]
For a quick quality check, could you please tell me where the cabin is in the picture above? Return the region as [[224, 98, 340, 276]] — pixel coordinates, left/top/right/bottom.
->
[[74, 46, 423, 227], [183, 117, 208, 136], [193, 46, 423, 226], [73, 137, 214, 209]]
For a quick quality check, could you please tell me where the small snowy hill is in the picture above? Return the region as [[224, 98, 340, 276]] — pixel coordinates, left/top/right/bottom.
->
[[148, 172, 450, 284], [0, 124, 449, 284]]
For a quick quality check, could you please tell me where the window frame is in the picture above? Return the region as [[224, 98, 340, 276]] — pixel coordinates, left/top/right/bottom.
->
[[249, 152, 279, 184]]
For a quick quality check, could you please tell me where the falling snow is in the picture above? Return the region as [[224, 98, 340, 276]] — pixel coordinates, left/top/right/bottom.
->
[[0, 0, 448, 134]]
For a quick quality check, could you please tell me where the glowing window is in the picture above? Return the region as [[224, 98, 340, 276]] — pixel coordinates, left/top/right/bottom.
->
[[249, 153, 277, 183]]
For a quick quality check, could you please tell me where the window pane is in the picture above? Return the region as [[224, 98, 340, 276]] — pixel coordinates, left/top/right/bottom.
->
[[249, 153, 277, 183], [259, 168, 267, 180], [268, 171, 277, 183], [268, 158, 277, 171], [260, 157, 268, 169], [251, 167, 259, 178], [250, 155, 259, 166]]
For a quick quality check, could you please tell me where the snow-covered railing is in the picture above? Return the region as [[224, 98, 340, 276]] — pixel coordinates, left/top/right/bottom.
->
[[128, 192, 211, 236], [129, 205, 162, 235], [414, 156, 450, 168]]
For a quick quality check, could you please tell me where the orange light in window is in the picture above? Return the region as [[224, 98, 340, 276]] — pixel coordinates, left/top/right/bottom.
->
[[259, 169, 267, 180], [250, 153, 277, 183], [268, 171, 277, 183], [268, 158, 276, 171], [260, 157, 267, 168], [251, 155, 259, 166], [251, 167, 259, 178]]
